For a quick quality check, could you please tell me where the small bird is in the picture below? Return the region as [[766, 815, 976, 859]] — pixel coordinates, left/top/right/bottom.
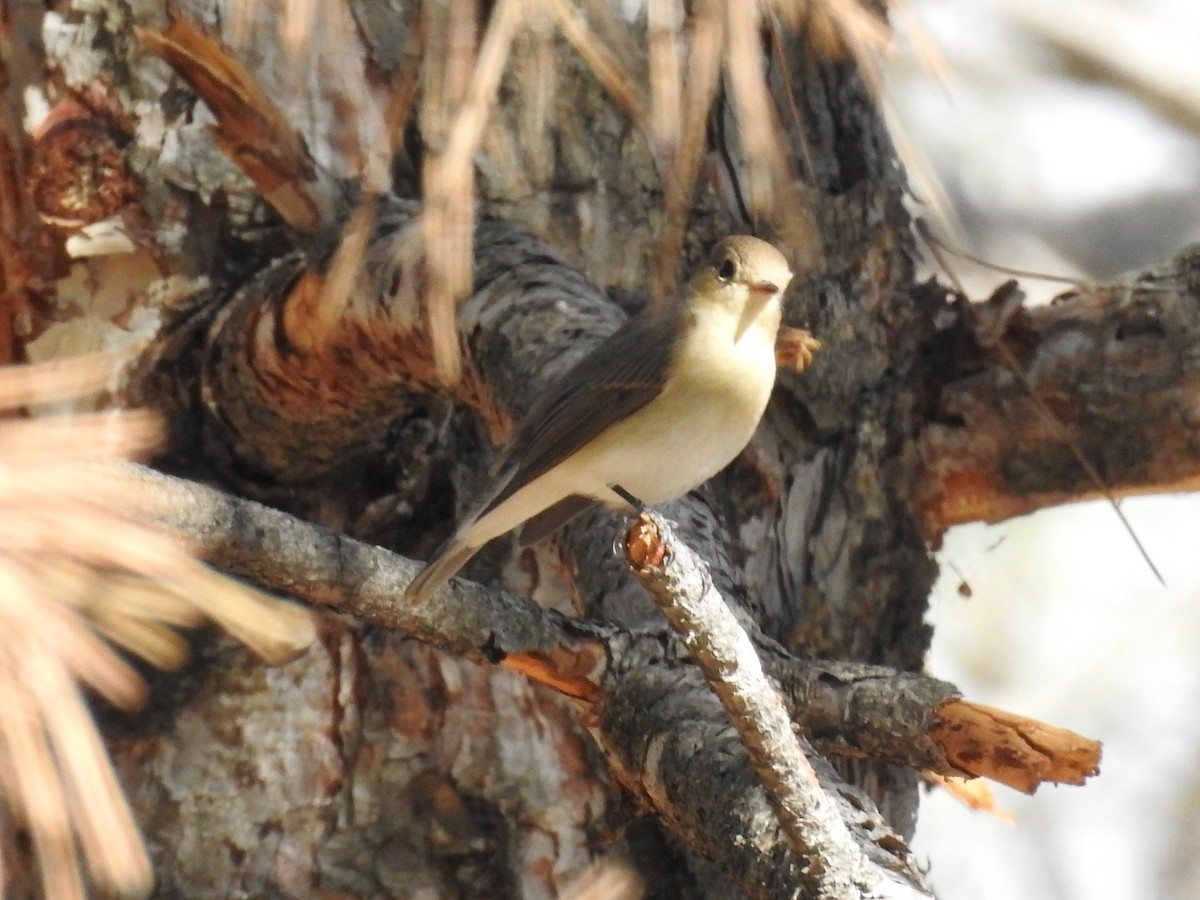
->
[[404, 235, 793, 603]]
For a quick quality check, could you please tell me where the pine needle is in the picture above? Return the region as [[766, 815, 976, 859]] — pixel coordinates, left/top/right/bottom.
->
[[0, 355, 315, 899]]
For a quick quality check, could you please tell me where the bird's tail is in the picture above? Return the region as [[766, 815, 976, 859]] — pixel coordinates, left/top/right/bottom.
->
[[403, 538, 481, 604]]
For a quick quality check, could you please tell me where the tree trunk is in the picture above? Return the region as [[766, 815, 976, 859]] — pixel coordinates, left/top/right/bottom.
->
[[3, 0, 1165, 897]]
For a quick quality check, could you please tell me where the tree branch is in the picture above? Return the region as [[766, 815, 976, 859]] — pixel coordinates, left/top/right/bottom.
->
[[913, 251, 1200, 538], [595, 663, 930, 900], [111, 461, 1098, 894], [621, 512, 900, 898], [119, 460, 1097, 791]]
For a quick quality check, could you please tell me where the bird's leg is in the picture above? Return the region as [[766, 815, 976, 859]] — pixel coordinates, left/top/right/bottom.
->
[[611, 484, 652, 559], [611, 484, 645, 512]]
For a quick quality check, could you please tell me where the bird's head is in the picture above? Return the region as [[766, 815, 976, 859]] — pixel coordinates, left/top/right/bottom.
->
[[688, 235, 793, 342]]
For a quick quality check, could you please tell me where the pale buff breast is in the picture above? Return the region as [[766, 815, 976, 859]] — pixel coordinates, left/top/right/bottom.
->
[[566, 300, 780, 505]]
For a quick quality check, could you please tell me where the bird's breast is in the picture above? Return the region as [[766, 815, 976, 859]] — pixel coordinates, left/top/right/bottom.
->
[[575, 306, 779, 505]]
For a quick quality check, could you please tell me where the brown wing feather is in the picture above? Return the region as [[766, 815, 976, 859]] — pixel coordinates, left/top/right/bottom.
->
[[481, 304, 678, 517], [517, 494, 595, 546]]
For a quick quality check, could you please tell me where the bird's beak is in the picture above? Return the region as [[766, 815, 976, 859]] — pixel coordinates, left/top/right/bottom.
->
[[734, 280, 784, 342]]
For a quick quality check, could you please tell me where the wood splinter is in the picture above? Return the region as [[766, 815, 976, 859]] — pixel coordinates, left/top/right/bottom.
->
[[930, 698, 1102, 794]]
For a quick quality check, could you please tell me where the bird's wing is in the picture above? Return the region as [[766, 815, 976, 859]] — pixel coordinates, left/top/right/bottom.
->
[[480, 305, 676, 518], [404, 312, 670, 604], [516, 494, 595, 546]]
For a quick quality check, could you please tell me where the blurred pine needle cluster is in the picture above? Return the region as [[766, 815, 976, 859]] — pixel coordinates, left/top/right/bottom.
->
[[413, 0, 897, 380], [0, 355, 313, 899]]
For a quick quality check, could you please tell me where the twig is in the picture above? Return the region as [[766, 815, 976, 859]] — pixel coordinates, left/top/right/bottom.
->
[[421, 0, 526, 384], [622, 512, 875, 898]]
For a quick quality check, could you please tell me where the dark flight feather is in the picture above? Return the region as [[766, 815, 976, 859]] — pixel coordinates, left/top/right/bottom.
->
[[479, 303, 679, 519], [516, 494, 596, 546]]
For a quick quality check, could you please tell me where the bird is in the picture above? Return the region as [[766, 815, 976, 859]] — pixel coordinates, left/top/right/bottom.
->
[[404, 234, 793, 603]]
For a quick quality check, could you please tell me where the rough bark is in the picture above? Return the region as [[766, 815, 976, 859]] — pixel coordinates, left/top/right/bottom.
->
[[3, 0, 1172, 897], [911, 264, 1200, 537], [113, 462, 939, 899], [101, 459, 1098, 899]]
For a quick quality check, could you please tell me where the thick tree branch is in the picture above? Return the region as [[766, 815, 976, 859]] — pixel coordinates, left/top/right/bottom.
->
[[762, 653, 1099, 793], [913, 251, 1200, 538], [117, 463, 581, 670], [122, 463, 927, 894], [116, 461, 1097, 810], [120, 461, 1098, 788]]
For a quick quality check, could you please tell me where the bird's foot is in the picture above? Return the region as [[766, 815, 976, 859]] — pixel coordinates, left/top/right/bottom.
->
[[611, 484, 645, 512]]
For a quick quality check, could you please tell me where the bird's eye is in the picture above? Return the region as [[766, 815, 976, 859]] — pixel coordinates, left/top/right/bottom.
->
[[717, 258, 737, 281]]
